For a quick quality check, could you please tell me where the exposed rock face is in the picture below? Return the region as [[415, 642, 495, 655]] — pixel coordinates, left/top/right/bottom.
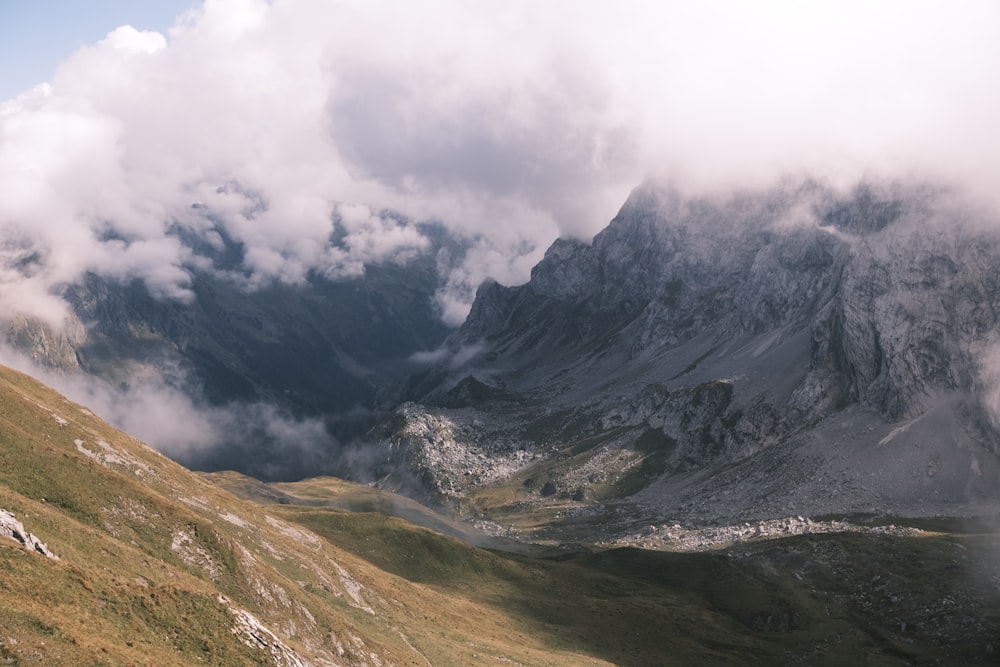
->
[[0, 509, 58, 559], [381, 179, 1000, 523], [373, 402, 537, 506], [3, 315, 85, 373]]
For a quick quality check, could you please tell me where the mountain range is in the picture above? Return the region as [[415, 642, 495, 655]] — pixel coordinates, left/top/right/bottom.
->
[[3, 222, 455, 480], [1, 362, 998, 665], [374, 179, 1000, 538], [2, 176, 1000, 664]]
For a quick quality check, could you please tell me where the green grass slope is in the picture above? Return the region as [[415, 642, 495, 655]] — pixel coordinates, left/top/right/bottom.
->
[[214, 474, 1000, 667], [1, 364, 998, 665]]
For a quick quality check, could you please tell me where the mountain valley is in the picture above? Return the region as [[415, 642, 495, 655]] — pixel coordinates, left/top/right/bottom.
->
[[372, 180, 1000, 542], [2, 178, 1000, 665], [1, 363, 998, 665]]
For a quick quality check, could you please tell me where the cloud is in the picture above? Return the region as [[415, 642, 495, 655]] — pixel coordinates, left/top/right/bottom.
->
[[1, 0, 998, 484], [0, 340, 343, 481], [334, 203, 429, 267], [1, 0, 999, 328], [434, 232, 549, 326], [410, 342, 486, 369], [101, 25, 169, 55]]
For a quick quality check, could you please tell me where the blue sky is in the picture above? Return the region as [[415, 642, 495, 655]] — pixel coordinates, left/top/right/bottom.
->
[[0, 0, 197, 101]]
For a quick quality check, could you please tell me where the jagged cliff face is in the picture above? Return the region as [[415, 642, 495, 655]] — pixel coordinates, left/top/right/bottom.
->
[[381, 180, 1000, 525], [2, 315, 86, 373]]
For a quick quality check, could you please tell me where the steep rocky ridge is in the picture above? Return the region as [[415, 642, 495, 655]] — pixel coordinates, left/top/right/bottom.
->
[[379, 179, 1000, 528]]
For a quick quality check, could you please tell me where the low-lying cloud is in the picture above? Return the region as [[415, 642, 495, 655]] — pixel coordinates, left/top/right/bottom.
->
[[0, 340, 348, 481], [2, 0, 1000, 470], [5, 1, 995, 329]]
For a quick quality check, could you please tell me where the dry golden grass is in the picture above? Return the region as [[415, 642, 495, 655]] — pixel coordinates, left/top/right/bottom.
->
[[2, 364, 998, 666]]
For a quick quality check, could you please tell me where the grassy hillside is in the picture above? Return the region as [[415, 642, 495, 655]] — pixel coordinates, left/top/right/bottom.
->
[[1, 364, 998, 665]]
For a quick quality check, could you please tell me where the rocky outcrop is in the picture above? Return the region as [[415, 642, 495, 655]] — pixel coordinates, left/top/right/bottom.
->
[[0, 509, 58, 559], [3, 315, 85, 372], [374, 403, 536, 506], [382, 179, 1000, 523]]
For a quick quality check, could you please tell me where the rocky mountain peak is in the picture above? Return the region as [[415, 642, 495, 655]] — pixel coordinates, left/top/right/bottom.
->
[[456, 178, 1000, 419], [385, 177, 1000, 523]]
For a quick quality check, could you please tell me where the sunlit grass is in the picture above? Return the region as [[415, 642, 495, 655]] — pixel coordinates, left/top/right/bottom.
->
[[2, 363, 998, 666]]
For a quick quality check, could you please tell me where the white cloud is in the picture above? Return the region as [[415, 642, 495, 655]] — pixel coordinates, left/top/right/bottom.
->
[[101, 25, 169, 55], [435, 231, 549, 326], [0, 340, 336, 478], [335, 203, 429, 266], [1, 0, 998, 326], [410, 342, 486, 369]]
